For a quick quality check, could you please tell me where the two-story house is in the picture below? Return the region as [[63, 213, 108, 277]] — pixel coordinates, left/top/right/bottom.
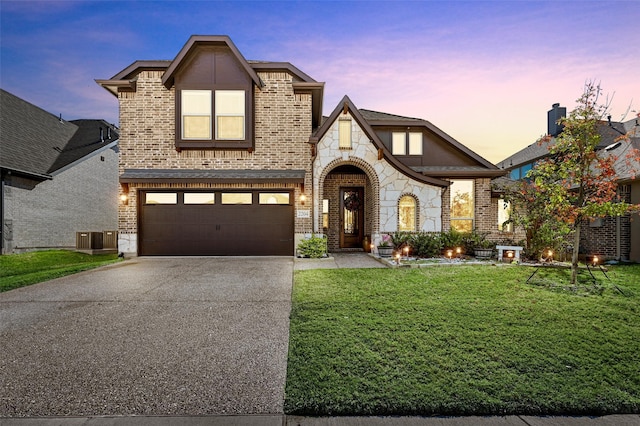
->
[[97, 35, 505, 256]]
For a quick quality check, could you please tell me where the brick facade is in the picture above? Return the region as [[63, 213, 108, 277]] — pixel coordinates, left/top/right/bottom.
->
[[116, 70, 314, 253], [579, 184, 632, 260]]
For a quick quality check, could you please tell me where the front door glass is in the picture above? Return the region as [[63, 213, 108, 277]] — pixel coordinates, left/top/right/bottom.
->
[[340, 187, 364, 248]]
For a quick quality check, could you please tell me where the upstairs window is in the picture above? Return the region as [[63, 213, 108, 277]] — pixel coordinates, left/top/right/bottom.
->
[[339, 119, 352, 149], [177, 88, 251, 150], [182, 90, 212, 140], [408, 132, 423, 155], [392, 132, 406, 155], [215, 90, 245, 140], [392, 131, 422, 155]]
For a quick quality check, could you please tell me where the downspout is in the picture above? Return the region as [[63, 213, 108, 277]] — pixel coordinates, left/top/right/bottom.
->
[[616, 214, 621, 261], [0, 174, 4, 253]]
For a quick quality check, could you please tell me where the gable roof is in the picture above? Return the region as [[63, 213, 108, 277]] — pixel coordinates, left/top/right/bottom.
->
[[360, 109, 499, 172], [96, 36, 325, 129], [49, 119, 119, 174], [162, 35, 262, 89], [311, 96, 450, 188], [0, 89, 118, 180]]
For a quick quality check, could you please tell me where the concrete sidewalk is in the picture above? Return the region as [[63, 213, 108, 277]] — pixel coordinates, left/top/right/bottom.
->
[[294, 252, 387, 270], [1, 414, 639, 425]]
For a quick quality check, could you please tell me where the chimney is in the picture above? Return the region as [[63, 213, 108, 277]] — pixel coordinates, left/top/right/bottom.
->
[[547, 103, 566, 136]]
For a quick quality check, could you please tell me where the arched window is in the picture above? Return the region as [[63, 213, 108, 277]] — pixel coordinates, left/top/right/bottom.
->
[[398, 195, 417, 232]]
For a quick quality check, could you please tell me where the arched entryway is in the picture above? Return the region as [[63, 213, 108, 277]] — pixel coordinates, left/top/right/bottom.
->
[[319, 161, 379, 251]]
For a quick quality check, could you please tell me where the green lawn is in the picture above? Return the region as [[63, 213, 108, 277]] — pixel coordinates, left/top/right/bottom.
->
[[285, 264, 640, 416], [0, 250, 121, 292]]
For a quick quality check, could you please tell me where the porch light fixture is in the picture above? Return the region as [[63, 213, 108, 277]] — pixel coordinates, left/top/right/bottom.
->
[[120, 194, 128, 205], [300, 194, 306, 205]]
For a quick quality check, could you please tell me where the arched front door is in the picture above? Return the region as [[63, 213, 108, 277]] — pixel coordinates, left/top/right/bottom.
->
[[340, 187, 364, 248]]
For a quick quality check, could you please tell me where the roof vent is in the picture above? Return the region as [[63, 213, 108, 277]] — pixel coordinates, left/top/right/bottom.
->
[[604, 142, 622, 151]]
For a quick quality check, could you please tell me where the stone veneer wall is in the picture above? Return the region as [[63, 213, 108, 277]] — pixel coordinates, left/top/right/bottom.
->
[[313, 112, 442, 248], [117, 70, 313, 254]]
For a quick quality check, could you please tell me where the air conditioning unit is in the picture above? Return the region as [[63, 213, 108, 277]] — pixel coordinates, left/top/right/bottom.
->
[[76, 232, 104, 249], [103, 231, 118, 249]]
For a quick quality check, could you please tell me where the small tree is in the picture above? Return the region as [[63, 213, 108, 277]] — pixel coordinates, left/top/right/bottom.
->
[[528, 82, 640, 285], [501, 178, 571, 260]]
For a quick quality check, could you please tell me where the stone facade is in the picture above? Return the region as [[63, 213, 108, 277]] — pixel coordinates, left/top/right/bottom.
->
[[2, 145, 118, 253], [116, 70, 314, 253], [313, 112, 442, 249]]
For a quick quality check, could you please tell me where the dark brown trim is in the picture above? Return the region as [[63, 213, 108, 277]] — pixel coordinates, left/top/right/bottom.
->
[[174, 85, 255, 150], [95, 79, 137, 96], [251, 62, 317, 83], [416, 169, 507, 178], [111, 60, 171, 80], [312, 95, 450, 188], [119, 168, 306, 185], [367, 119, 498, 170], [162, 35, 263, 89], [292, 82, 325, 130]]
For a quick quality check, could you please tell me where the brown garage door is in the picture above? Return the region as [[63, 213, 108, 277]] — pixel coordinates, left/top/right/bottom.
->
[[139, 190, 294, 256]]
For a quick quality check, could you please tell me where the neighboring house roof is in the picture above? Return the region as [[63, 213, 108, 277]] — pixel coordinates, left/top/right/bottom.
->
[[0, 89, 119, 180], [49, 119, 119, 174], [498, 119, 637, 170]]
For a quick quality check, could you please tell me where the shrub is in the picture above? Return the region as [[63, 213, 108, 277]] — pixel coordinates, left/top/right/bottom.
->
[[297, 235, 327, 258]]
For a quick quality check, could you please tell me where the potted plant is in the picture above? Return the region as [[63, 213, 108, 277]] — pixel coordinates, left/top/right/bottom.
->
[[473, 235, 495, 260], [377, 234, 394, 258]]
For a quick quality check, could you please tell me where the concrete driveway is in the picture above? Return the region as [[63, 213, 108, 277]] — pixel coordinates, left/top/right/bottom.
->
[[0, 257, 293, 417]]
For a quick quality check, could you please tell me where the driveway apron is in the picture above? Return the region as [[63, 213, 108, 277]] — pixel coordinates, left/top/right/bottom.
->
[[0, 257, 293, 417]]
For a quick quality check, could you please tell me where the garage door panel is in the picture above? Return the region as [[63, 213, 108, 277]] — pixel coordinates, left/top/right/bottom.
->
[[140, 191, 293, 256]]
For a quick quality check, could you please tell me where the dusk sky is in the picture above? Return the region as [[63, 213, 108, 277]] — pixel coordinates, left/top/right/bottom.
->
[[1, 0, 638, 163]]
